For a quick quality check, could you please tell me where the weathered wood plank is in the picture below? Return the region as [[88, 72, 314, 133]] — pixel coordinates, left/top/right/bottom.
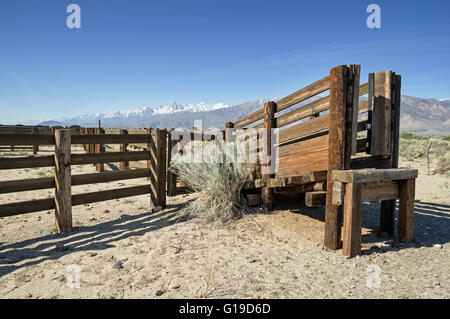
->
[[398, 179, 415, 242], [305, 191, 326, 207], [234, 76, 330, 128], [71, 151, 150, 165], [324, 65, 348, 250], [72, 169, 151, 186], [0, 177, 54, 194], [332, 168, 418, 184], [0, 168, 151, 194], [369, 71, 392, 156], [119, 129, 129, 170], [0, 198, 55, 218], [71, 134, 151, 145], [72, 185, 151, 206], [361, 180, 399, 202], [342, 183, 362, 257], [0, 133, 55, 146], [277, 114, 329, 145], [270, 96, 330, 129], [244, 170, 327, 189], [54, 129, 72, 233], [359, 82, 368, 96], [349, 65, 361, 155], [273, 181, 326, 194], [261, 101, 276, 211]]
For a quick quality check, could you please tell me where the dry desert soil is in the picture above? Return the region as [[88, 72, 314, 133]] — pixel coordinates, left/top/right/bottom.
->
[[0, 146, 448, 299]]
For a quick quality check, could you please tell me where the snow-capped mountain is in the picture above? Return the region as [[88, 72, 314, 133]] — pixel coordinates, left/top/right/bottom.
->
[[40, 100, 263, 129], [44, 102, 232, 128], [38, 96, 450, 134]]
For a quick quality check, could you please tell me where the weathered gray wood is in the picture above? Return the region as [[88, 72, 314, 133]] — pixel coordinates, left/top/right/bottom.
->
[[369, 71, 392, 156], [349, 65, 361, 154], [72, 185, 150, 206], [71, 151, 150, 165], [71, 134, 151, 145], [325, 65, 348, 250], [398, 179, 415, 242], [277, 114, 329, 145], [31, 127, 39, 154], [380, 73, 402, 235], [332, 168, 418, 184], [0, 133, 55, 146], [332, 181, 344, 205], [234, 76, 330, 128], [261, 101, 276, 211], [72, 168, 151, 186], [0, 155, 55, 170], [305, 191, 326, 207], [54, 129, 72, 233], [342, 183, 362, 257], [0, 198, 55, 218], [269, 96, 330, 129], [244, 171, 327, 189], [95, 128, 105, 172], [119, 129, 130, 170], [0, 177, 54, 194]]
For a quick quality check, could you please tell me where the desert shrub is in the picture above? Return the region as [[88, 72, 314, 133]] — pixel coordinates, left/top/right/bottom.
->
[[442, 136, 450, 142], [400, 132, 429, 140], [170, 140, 256, 224], [433, 157, 450, 175]]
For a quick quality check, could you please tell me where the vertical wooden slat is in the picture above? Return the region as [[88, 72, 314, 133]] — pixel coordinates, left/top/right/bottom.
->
[[380, 73, 401, 235], [325, 65, 348, 250], [342, 182, 362, 257], [120, 129, 129, 171], [95, 128, 104, 172], [225, 122, 234, 142], [261, 101, 276, 211], [369, 71, 392, 156], [167, 129, 178, 197], [32, 127, 39, 154], [148, 128, 167, 209], [54, 129, 72, 233], [398, 179, 415, 242], [348, 65, 360, 155], [158, 129, 167, 208]]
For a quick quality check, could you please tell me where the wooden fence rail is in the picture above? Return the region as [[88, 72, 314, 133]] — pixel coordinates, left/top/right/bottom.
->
[[0, 129, 167, 232]]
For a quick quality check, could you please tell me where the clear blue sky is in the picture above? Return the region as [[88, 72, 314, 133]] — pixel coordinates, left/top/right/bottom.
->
[[1, 0, 449, 124]]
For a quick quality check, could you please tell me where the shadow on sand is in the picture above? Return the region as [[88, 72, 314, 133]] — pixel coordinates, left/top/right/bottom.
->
[[275, 194, 450, 254], [0, 202, 191, 278]]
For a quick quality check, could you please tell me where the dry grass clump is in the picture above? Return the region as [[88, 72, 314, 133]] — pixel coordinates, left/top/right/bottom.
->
[[170, 141, 255, 224]]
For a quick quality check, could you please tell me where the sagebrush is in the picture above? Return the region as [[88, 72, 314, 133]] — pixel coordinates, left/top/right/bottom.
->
[[170, 141, 256, 224]]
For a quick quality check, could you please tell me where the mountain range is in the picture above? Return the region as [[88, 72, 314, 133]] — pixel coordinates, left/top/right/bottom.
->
[[39, 96, 450, 135]]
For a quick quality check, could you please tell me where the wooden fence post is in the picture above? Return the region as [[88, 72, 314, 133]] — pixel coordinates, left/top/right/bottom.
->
[[31, 127, 39, 155], [167, 129, 177, 196], [380, 72, 401, 236], [398, 179, 415, 242], [148, 128, 158, 208], [324, 65, 348, 250], [158, 129, 167, 207], [120, 129, 129, 170], [261, 101, 276, 211], [95, 128, 105, 172], [225, 122, 234, 142], [148, 128, 167, 209], [54, 129, 72, 233]]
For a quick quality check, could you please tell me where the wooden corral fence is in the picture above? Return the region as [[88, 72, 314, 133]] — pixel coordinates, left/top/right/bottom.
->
[[0, 125, 83, 154], [0, 128, 167, 233], [0, 64, 418, 258], [215, 64, 418, 257]]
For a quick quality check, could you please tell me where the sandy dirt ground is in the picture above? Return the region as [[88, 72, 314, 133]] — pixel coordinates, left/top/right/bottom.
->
[[0, 146, 448, 299]]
